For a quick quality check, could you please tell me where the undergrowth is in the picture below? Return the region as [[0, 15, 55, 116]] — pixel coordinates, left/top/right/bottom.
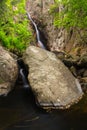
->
[[0, 0, 33, 55]]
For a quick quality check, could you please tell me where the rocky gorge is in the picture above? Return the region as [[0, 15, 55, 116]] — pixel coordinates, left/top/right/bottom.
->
[[0, 0, 87, 111], [26, 0, 87, 93]]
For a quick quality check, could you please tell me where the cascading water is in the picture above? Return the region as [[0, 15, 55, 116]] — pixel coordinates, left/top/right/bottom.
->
[[20, 12, 46, 88], [18, 59, 29, 89], [20, 68, 29, 88], [26, 11, 46, 49]]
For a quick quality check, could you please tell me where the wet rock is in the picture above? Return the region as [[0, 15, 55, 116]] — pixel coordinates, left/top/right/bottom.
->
[[77, 69, 85, 77], [0, 46, 18, 96], [80, 77, 87, 93], [83, 70, 87, 77], [81, 77, 87, 84], [53, 51, 65, 61], [23, 46, 83, 109], [70, 66, 77, 77], [26, 0, 68, 51], [77, 54, 87, 67], [55, 52, 80, 68]]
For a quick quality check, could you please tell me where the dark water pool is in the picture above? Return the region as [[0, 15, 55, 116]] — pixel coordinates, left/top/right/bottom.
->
[[0, 85, 87, 130]]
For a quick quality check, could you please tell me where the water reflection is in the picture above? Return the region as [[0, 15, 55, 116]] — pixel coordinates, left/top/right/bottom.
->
[[0, 86, 87, 130]]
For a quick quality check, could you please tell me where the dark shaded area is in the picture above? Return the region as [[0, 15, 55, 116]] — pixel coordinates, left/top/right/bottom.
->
[[17, 59, 28, 76], [39, 29, 49, 50], [17, 59, 29, 86], [0, 85, 87, 130]]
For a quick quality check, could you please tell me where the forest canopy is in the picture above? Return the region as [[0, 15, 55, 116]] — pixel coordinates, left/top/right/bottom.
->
[[51, 0, 87, 28]]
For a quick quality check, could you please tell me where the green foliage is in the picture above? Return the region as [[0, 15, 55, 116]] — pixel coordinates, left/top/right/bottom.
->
[[50, 0, 87, 29], [0, 0, 33, 54]]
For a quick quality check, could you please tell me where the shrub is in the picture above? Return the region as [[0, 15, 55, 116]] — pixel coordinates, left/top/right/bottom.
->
[[0, 0, 33, 55], [50, 0, 87, 29]]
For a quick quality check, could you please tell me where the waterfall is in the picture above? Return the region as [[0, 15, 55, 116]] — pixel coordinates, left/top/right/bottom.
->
[[19, 12, 46, 88], [20, 68, 29, 88], [26, 11, 46, 49]]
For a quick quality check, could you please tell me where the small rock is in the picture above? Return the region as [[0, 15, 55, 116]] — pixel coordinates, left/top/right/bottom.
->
[[77, 69, 85, 77], [83, 70, 87, 77], [70, 66, 77, 77], [80, 77, 87, 93], [78, 54, 87, 67], [81, 77, 87, 83]]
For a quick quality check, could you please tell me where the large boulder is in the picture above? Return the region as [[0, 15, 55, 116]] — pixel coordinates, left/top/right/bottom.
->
[[23, 46, 83, 109], [0, 46, 18, 96]]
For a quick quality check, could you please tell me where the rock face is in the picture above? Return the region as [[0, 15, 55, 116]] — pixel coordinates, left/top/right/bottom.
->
[[23, 46, 83, 109], [26, 0, 87, 56], [0, 46, 18, 96], [26, 0, 67, 51]]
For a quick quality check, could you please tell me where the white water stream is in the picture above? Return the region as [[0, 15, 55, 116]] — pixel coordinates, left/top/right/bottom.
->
[[20, 12, 46, 88], [20, 68, 29, 88], [27, 11, 46, 49]]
